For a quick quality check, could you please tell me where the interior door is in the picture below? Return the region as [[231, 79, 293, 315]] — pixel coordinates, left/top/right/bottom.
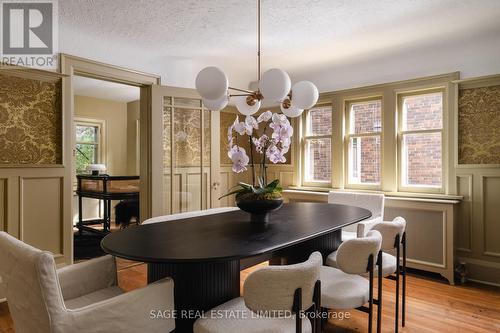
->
[[149, 86, 220, 217]]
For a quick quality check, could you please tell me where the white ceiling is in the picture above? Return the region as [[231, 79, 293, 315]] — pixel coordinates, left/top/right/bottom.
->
[[59, 0, 500, 91], [73, 76, 140, 103]]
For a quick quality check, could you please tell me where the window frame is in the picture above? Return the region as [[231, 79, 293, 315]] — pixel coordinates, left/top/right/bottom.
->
[[74, 118, 106, 175], [344, 97, 383, 190], [301, 104, 333, 187], [397, 88, 445, 194]]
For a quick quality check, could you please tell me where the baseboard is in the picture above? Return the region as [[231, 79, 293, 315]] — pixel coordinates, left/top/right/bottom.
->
[[0, 298, 6, 303], [458, 256, 500, 287], [467, 278, 500, 288]]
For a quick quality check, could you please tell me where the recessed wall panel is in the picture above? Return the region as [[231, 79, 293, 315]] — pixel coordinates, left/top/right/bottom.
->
[[20, 177, 63, 255], [0, 178, 6, 231], [484, 177, 500, 256], [385, 207, 444, 266], [456, 176, 472, 252]]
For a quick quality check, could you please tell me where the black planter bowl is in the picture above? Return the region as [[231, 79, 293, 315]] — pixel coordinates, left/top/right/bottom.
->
[[235, 195, 284, 224]]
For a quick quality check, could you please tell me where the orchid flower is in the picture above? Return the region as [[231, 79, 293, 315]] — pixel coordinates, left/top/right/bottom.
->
[[252, 134, 269, 153], [245, 115, 259, 130], [228, 145, 249, 173], [257, 110, 272, 123], [266, 145, 286, 164]]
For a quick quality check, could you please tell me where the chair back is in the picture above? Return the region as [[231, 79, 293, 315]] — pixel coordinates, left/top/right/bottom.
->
[[0, 232, 65, 333], [143, 207, 240, 225], [328, 191, 385, 219], [371, 216, 406, 251], [243, 251, 322, 314], [336, 230, 382, 274]]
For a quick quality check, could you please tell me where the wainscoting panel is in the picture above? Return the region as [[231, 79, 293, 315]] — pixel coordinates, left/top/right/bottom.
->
[[456, 175, 473, 252], [386, 207, 445, 267], [0, 178, 6, 232], [219, 170, 232, 207], [20, 177, 63, 257], [454, 75, 500, 286], [483, 176, 500, 257]]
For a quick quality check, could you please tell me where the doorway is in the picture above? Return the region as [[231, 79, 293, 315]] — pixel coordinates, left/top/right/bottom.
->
[[71, 75, 141, 260]]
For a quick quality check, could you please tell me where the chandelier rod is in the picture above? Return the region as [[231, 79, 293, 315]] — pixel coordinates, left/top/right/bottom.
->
[[257, 0, 261, 82], [228, 86, 254, 94]]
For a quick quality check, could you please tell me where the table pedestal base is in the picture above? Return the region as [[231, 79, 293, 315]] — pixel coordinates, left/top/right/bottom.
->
[[148, 260, 240, 333]]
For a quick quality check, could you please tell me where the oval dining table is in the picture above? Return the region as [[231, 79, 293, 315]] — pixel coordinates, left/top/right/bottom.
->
[[101, 202, 371, 332]]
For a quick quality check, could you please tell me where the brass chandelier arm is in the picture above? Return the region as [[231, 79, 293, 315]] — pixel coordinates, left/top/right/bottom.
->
[[230, 93, 254, 97], [228, 86, 254, 94]]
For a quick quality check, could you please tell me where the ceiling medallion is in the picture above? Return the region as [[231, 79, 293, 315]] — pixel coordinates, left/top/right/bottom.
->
[[195, 0, 319, 117]]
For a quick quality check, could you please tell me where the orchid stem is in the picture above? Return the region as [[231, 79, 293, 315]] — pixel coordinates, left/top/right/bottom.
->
[[249, 135, 256, 186]]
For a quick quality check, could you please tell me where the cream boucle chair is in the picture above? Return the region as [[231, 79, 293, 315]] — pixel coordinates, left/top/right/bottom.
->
[[326, 217, 407, 333], [371, 217, 407, 333], [327, 191, 385, 241], [320, 230, 382, 333], [0, 232, 175, 333], [193, 252, 323, 333]]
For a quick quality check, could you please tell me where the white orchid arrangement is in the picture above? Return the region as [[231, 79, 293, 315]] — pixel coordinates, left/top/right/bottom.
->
[[221, 111, 293, 200]]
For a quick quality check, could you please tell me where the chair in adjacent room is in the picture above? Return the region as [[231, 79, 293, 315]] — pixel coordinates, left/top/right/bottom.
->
[[327, 191, 385, 241], [0, 231, 175, 333], [193, 252, 323, 333]]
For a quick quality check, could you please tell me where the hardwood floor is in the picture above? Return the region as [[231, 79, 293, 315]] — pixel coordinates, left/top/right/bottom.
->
[[1, 260, 499, 333]]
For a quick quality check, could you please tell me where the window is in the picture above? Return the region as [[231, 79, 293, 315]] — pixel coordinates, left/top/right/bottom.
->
[[303, 106, 332, 184], [399, 91, 443, 190], [75, 122, 102, 174], [346, 99, 382, 186]]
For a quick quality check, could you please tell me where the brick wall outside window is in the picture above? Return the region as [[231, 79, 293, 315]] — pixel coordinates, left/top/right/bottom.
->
[[402, 93, 443, 186], [350, 101, 381, 184], [306, 107, 332, 182]]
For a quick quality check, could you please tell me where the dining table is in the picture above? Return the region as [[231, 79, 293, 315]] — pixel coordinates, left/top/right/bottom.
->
[[101, 202, 371, 332]]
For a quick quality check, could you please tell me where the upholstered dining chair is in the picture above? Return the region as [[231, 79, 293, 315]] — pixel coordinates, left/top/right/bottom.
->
[[327, 191, 385, 241], [0, 232, 175, 333], [370, 217, 407, 333], [320, 230, 382, 333], [193, 252, 323, 333], [325, 217, 407, 333], [142, 206, 240, 225]]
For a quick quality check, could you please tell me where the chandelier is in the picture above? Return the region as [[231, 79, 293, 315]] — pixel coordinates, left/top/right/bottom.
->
[[195, 0, 319, 117]]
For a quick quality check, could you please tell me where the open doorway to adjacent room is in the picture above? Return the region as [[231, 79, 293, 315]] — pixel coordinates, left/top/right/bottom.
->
[[72, 75, 141, 260]]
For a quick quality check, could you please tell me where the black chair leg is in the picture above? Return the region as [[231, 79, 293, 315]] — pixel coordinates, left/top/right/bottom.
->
[[395, 234, 400, 333], [368, 255, 374, 333], [377, 251, 382, 333], [402, 232, 407, 327]]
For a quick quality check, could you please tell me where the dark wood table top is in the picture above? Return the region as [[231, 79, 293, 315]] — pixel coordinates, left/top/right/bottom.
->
[[101, 202, 371, 263]]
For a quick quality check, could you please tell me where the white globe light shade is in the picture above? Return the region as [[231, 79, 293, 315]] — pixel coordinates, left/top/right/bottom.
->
[[234, 96, 261, 115], [195, 66, 228, 100], [202, 94, 229, 111], [259, 68, 291, 102], [281, 103, 303, 118], [291, 81, 319, 109]]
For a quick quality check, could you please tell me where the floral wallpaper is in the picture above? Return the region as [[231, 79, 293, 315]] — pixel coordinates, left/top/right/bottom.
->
[[0, 74, 62, 165], [163, 106, 210, 169], [458, 85, 500, 164]]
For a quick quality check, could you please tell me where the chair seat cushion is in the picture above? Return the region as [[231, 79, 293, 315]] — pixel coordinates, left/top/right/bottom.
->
[[327, 250, 397, 278], [65, 286, 124, 309], [193, 297, 312, 333], [378, 252, 397, 277], [320, 266, 369, 310]]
